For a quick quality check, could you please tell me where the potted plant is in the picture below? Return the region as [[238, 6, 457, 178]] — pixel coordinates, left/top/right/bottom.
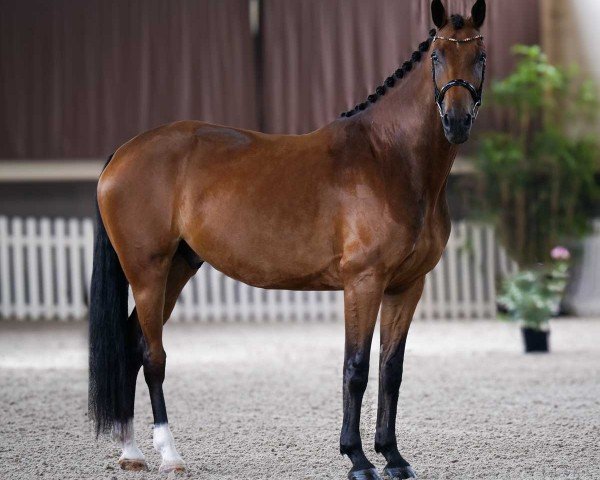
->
[[475, 45, 599, 266], [497, 247, 570, 353]]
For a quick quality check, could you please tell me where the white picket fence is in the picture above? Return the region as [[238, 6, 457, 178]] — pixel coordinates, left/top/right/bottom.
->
[[0, 216, 517, 322]]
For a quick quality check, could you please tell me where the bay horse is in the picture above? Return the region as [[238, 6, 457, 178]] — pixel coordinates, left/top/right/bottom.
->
[[89, 1, 487, 478]]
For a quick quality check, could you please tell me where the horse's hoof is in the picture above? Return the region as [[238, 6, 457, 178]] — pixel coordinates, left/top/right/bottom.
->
[[348, 467, 384, 480], [383, 465, 417, 479], [159, 460, 186, 474], [118, 458, 148, 471]]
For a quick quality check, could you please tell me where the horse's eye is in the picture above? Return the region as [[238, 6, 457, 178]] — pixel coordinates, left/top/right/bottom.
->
[[431, 52, 440, 63], [479, 52, 487, 63]]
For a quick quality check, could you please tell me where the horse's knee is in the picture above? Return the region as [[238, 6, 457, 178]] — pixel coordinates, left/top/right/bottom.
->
[[344, 352, 370, 393], [143, 347, 166, 384]]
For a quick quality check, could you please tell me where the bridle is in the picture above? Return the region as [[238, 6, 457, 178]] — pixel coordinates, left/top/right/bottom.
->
[[431, 35, 486, 120]]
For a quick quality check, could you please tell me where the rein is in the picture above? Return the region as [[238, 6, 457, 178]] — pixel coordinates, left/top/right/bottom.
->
[[431, 35, 486, 119]]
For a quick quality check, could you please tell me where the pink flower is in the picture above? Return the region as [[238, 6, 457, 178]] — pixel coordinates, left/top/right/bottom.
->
[[551, 246, 570, 261]]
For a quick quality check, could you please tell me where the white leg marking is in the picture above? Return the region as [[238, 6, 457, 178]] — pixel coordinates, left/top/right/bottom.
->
[[153, 423, 185, 472], [114, 419, 146, 464]]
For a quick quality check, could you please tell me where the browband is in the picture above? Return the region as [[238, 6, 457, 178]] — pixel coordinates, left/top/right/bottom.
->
[[433, 35, 484, 44]]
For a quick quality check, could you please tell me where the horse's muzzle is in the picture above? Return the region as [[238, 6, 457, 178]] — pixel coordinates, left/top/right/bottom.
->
[[442, 110, 473, 144]]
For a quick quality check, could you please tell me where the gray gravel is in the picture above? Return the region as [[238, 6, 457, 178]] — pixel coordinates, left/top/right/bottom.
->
[[0, 318, 599, 479]]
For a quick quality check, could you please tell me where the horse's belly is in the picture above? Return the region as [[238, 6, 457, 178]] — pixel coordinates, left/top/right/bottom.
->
[[185, 213, 343, 291], [198, 247, 343, 291]]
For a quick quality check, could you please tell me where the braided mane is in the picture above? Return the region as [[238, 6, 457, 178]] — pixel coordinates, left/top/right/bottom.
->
[[341, 29, 437, 118]]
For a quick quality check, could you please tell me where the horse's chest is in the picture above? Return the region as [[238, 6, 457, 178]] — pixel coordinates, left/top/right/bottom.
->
[[389, 217, 450, 286]]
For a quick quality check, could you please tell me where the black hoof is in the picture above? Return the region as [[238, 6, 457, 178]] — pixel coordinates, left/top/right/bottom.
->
[[348, 467, 384, 480], [383, 465, 417, 479]]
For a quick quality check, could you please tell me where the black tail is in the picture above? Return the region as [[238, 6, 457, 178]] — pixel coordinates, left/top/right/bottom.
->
[[88, 154, 130, 436]]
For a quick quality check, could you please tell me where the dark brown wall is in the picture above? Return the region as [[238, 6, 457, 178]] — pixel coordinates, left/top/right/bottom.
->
[[0, 0, 257, 159], [0, 0, 540, 160]]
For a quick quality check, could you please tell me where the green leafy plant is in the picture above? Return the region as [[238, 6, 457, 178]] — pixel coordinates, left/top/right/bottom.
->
[[498, 247, 570, 330], [476, 45, 600, 266]]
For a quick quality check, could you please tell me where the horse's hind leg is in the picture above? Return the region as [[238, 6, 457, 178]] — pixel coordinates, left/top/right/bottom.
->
[[375, 278, 424, 480], [113, 243, 200, 471], [124, 249, 193, 473]]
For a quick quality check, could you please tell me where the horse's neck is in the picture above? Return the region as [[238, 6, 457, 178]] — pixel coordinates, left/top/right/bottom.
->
[[363, 60, 458, 205]]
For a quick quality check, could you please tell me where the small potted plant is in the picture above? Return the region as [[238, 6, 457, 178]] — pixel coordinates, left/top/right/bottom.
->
[[497, 247, 570, 353]]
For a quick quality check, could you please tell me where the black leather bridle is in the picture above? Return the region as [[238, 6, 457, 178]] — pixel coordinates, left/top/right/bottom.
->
[[431, 35, 486, 120]]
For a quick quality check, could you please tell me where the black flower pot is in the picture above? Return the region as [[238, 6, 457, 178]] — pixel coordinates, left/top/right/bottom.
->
[[521, 327, 550, 353]]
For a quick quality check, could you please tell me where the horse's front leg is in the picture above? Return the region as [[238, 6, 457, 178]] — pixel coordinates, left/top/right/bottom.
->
[[341, 269, 385, 480], [375, 277, 424, 480]]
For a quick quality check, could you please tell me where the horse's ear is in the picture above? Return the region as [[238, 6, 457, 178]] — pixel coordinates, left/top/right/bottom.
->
[[431, 0, 447, 29], [471, 0, 486, 29]]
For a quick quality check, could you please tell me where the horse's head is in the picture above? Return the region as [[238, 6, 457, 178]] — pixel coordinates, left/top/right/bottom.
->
[[430, 0, 487, 144]]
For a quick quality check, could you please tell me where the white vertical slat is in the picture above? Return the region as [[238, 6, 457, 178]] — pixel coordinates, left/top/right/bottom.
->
[[40, 218, 54, 319], [193, 274, 206, 322], [335, 290, 345, 321], [485, 226, 497, 318], [0, 218, 10, 318], [420, 274, 433, 320], [182, 280, 196, 321], [472, 224, 486, 319], [254, 288, 266, 322], [68, 219, 85, 319], [278, 290, 291, 322], [446, 227, 460, 319], [54, 218, 69, 320], [201, 267, 212, 320], [189, 279, 200, 321], [246, 286, 257, 321], [291, 290, 301, 322], [203, 265, 217, 321], [238, 281, 251, 322], [433, 253, 447, 319], [334, 291, 344, 321], [211, 266, 224, 321], [225, 276, 237, 321], [82, 219, 95, 297], [25, 218, 41, 320], [12, 218, 26, 319], [458, 222, 473, 320], [264, 289, 277, 322], [200, 267, 211, 320], [0, 217, 11, 319]]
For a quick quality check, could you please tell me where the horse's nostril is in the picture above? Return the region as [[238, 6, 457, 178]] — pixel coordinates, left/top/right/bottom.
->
[[464, 114, 472, 126], [443, 114, 450, 127]]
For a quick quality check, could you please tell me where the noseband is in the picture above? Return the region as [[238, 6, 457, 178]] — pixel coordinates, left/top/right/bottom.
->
[[431, 35, 486, 120]]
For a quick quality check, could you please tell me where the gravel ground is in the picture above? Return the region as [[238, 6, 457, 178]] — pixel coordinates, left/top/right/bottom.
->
[[0, 318, 599, 480]]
